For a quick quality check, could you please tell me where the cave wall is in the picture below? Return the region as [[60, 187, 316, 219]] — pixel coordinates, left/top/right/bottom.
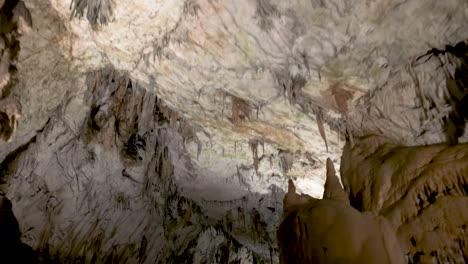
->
[[1, 0, 468, 263], [1, 66, 291, 263]]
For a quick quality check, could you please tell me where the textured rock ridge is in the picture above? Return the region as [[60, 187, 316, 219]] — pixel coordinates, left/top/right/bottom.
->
[[341, 136, 468, 263], [277, 161, 405, 264]]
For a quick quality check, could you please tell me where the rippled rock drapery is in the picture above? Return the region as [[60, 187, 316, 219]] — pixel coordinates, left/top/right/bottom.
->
[[346, 40, 468, 147], [341, 135, 468, 263]]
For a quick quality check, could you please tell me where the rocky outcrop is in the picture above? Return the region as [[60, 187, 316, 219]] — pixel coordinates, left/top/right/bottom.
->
[[0, 0, 31, 142], [1, 66, 288, 263], [341, 136, 468, 263], [277, 159, 405, 264]]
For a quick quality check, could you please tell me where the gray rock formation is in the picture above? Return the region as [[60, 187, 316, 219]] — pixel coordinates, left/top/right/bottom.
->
[[2, 67, 283, 262], [0, 0, 468, 263]]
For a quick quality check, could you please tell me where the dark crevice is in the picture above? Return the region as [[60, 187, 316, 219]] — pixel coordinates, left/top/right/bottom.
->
[[0, 134, 36, 185], [123, 133, 146, 160], [70, 0, 114, 28], [349, 190, 363, 212], [0, 195, 37, 263], [426, 41, 468, 145], [87, 104, 101, 131]]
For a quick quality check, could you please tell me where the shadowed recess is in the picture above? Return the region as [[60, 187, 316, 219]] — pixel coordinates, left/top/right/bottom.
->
[[70, 0, 113, 27]]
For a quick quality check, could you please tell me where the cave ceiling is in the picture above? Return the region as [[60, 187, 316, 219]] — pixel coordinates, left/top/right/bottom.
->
[[1, 0, 468, 262]]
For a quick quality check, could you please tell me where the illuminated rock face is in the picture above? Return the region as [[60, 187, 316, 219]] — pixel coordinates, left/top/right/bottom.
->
[[0, 0, 468, 262], [1, 68, 285, 262], [341, 136, 468, 263]]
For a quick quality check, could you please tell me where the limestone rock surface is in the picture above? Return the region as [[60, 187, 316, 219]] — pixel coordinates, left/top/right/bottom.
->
[[1, 0, 468, 262], [277, 162, 405, 264]]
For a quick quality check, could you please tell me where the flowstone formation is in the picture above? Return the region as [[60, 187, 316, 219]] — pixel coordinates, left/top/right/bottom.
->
[[277, 160, 405, 264], [277, 43, 468, 263], [341, 136, 468, 263]]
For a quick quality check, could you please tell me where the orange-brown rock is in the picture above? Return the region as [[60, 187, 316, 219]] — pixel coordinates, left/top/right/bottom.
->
[[277, 159, 405, 264], [341, 135, 468, 263]]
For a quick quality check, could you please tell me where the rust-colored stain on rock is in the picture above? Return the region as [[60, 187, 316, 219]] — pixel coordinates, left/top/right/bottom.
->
[[321, 82, 356, 114]]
